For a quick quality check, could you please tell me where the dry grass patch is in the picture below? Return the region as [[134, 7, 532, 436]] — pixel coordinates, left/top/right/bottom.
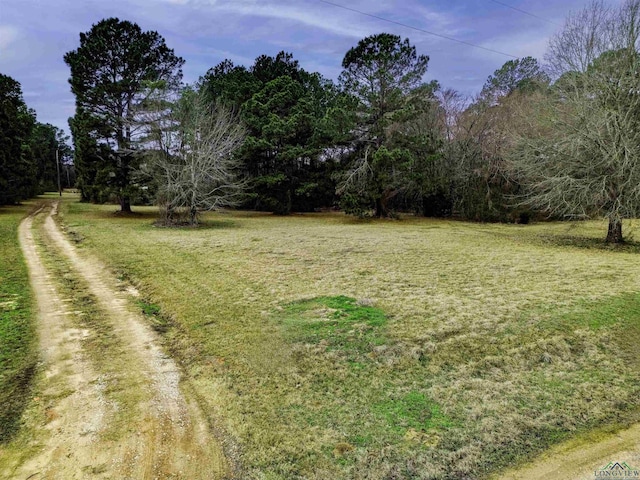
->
[[59, 198, 640, 479]]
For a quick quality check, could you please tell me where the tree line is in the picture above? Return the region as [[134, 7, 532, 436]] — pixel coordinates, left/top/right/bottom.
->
[[62, 18, 547, 223], [0, 75, 73, 204], [4, 0, 639, 242]]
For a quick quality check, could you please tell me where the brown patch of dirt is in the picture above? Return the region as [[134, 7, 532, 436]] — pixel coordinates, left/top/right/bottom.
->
[[1, 203, 231, 479], [496, 424, 640, 480]]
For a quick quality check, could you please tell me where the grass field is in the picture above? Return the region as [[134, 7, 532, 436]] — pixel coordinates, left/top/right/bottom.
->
[[59, 198, 640, 479], [0, 202, 36, 442]]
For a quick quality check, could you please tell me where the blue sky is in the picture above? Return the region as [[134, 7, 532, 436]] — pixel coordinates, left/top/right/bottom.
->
[[0, 0, 622, 136]]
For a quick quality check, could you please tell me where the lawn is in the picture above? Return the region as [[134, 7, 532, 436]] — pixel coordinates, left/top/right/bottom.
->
[[59, 198, 640, 479], [0, 202, 36, 442]]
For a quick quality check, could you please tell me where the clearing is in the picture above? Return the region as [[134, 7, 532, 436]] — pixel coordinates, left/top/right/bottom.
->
[[2, 195, 640, 479], [50, 197, 640, 479]]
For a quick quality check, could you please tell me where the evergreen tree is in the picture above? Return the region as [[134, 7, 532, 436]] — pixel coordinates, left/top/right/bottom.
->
[[337, 33, 432, 217], [0, 73, 37, 204], [202, 52, 342, 214], [64, 17, 183, 211]]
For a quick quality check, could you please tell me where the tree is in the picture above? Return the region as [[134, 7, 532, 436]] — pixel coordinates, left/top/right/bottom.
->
[[0, 74, 75, 203], [445, 57, 551, 223], [481, 57, 549, 103], [68, 108, 114, 203], [337, 33, 432, 217], [145, 88, 246, 225], [448, 58, 550, 223], [383, 84, 446, 216], [413, 88, 467, 217], [64, 17, 184, 211], [55, 129, 75, 190], [545, 0, 612, 77], [0, 73, 37, 204], [243, 73, 339, 214], [202, 53, 342, 214], [202, 59, 258, 110], [29, 123, 72, 193], [511, 0, 640, 243], [455, 90, 536, 223]]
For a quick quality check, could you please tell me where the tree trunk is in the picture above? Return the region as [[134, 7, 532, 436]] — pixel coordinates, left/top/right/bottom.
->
[[376, 189, 397, 218], [286, 189, 292, 215], [606, 216, 623, 243], [375, 197, 384, 218], [120, 197, 132, 213]]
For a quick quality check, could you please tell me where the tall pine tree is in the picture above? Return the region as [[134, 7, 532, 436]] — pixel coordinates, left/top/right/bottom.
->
[[65, 18, 183, 211]]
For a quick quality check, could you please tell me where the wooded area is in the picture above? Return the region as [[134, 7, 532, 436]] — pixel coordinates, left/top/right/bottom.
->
[[0, 75, 73, 204], [2, 0, 639, 241]]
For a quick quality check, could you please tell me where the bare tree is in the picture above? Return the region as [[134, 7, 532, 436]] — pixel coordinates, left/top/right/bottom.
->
[[511, 0, 640, 243], [146, 88, 246, 225], [436, 88, 468, 143], [545, 1, 613, 77]]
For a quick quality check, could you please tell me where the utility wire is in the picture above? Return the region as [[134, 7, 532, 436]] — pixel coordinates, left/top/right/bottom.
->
[[487, 0, 561, 27], [317, 0, 518, 58]]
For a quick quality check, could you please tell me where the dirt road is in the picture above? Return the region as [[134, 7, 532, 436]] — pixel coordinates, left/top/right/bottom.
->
[[1, 202, 230, 479], [496, 423, 640, 480]]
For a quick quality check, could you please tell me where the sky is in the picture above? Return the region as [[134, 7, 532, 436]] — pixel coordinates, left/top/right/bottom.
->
[[0, 0, 624, 137]]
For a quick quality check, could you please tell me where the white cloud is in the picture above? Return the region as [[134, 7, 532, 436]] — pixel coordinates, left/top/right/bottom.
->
[[212, 1, 372, 39], [480, 30, 553, 62], [0, 25, 20, 52], [411, 4, 459, 34]]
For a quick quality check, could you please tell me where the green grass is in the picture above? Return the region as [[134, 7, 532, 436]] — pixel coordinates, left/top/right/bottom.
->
[[0, 203, 36, 442], [58, 197, 640, 479], [137, 300, 161, 316], [279, 296, 387, 356], [135, 299, 172, 333], [373, 391, 453, 435]]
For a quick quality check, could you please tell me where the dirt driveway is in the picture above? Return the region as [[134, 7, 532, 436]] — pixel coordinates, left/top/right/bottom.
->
[[1, 202, 230, 479]]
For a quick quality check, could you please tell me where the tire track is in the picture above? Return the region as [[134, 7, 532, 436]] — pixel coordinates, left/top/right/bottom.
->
[[4, 203, 230, 479], [496, 424, 640, 480]]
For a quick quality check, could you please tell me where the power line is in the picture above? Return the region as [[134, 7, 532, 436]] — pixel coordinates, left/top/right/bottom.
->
[[487, 0, 561, 27], [317, 0, 518, 58]]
